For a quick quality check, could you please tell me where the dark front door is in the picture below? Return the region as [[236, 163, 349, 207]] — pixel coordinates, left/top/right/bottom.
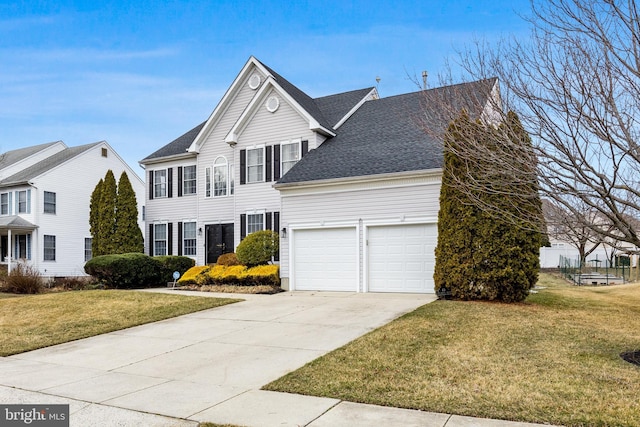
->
[[206, 223, 234, 264]]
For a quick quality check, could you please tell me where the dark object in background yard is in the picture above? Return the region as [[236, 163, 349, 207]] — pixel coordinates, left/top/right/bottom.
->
[[436, 286, 452, 300], [620, 350, 640, 367]]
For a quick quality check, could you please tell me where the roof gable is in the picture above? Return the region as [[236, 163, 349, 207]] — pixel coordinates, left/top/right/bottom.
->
[[140, 121, 204, 164], [314, 87, 377, 129]]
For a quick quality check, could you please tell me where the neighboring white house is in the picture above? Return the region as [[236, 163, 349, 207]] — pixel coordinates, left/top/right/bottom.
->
[[140, 56, 497, 293], [0, 141, 145, 278]]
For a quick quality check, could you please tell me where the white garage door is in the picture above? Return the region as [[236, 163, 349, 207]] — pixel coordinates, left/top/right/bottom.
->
[[368, 224, 436, 293], [293, 227, 357, 291]]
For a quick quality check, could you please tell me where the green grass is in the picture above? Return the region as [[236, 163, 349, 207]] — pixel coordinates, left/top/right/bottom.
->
[[265, 273, 640, 427], [0, 290, 240, 356]]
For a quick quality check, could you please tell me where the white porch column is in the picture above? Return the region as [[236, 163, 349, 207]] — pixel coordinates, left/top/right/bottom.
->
[[7, 229, 11, 275]]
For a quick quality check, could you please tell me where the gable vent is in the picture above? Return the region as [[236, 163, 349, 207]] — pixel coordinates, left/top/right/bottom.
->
[[248, 74, 261, 90]]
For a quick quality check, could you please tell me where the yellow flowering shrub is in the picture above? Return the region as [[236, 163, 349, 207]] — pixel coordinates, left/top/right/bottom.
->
[[177, 265, 210, 284], [192, 264, 280, 287]]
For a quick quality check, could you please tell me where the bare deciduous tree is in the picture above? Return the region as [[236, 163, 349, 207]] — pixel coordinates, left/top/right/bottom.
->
[[423, 0, 640, 252]]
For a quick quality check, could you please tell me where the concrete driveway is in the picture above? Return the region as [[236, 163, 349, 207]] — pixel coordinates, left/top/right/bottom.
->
[[0, 290, 436, 426]]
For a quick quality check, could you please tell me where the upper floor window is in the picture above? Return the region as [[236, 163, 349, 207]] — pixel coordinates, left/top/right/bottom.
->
[[0, 193, 10, 215], [246, 147, 264, 183], [44, 191, 56, 214], [44, 235, 56, 261], [17, 190, 28, 214], [214, 157, 228, 197], [182, 165, 196, 195], [154, 170, 167, 198], [281, 140, 301, 175]]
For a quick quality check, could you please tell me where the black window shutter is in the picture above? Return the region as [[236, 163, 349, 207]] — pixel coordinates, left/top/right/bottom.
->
[[301, 140, 309, 157], [149, 171, 154, 200], [148, 224, 154, 256], [266, 212, 272, 231], [274, 211, 280, 261], [265, 146, 272, 182], [177, 222, 183, 256], [168, 222, 173, 255], [167, 168, 173, 198], [273, 144, 281, 180], [240, 150, 246, 184], [177, 167, 183, 197], [240, 214, 246, 240]]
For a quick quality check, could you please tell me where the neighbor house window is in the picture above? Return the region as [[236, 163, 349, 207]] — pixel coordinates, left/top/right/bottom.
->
[[281, 140, 300, 175], [84, 238, 92, 262], [153, 170, 167, 198], [14, 234, 30, 259], [213, 157, 228, 197], [183, 165, 196, 195], [183, 222, 197, 256], [247, 213, 264, 235], [0, 193, 10, 215], [153, 223, 167, 256], [246, 147, 264, 183], [44, 235, 56, 261], [17, 190, 28, 214], [44, 191, 56, 214]]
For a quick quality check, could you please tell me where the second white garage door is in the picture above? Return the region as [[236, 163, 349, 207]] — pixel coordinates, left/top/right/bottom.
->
[[292, 227, 358, 291], [367, 223, 436, 293]]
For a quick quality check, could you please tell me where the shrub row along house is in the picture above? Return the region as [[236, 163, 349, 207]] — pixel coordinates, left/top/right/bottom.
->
[[141, 56, 497, 293], [0, 141, 144, 278]]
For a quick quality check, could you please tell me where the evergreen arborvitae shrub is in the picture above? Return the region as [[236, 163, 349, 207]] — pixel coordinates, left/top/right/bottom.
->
[[236, 230, 279, 267], [155, 255, 196, 282], [434, 111, 541, 303], [97, 170, 117, 256], [89, 178, 103, 256], [114, 171, 144, 253], [84, 253, 163, 289]]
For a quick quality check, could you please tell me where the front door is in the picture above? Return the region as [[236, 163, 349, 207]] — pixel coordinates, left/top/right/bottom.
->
[[206, 223, 234, 264]]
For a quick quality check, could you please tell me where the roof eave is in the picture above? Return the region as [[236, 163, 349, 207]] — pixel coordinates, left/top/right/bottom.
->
[[139, 151, 197, 167], [274, 168, 442, 190]]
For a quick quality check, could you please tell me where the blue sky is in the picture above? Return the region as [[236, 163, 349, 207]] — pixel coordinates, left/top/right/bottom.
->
[[0, 0, 531, 177]]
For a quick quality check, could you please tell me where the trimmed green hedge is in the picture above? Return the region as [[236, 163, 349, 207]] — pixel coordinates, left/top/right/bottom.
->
[[84, 253, 164, 289], [155, 255, 196, 282]]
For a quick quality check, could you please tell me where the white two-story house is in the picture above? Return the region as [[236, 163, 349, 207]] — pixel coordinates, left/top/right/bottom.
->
[[0, 141, 145, 278], [141, 56, 497, 293]]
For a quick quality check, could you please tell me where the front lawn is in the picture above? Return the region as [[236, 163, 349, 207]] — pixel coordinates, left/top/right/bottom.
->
[[0, 291, 240, 356], [264, 273, 640, 427]]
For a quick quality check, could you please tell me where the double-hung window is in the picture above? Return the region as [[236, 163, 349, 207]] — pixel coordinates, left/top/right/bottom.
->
[[281, 140, 301, 175], [154, 223, 167, 256], [183, 222, 197, 256], [183, 166, 196, 195], [84, 238, 93, 262], [17, 190, 27, 214], [213, 157, 228, 197], [0, 193, 9, 215], [44, 191, 56, 214], [247, 213, 264, 235], [153, 170, 167, 198], [44, 235, 56, 261], [246, 147, 264, 183]]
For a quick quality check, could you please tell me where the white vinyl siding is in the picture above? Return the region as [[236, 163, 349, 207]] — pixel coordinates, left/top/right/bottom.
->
[[246, 147, 264, 183], [183, 165, 196, 195]]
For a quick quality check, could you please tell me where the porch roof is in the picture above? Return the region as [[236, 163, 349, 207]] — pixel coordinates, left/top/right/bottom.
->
[[0, 216, 38, 231]]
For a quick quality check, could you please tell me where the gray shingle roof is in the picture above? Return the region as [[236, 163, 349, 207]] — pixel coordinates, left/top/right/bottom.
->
[[0, 141, 62, 170], [314, 87, 375, 128], [0, 142, 102, 186], [140, 121, 205, 163], [0, 215, 37, 230], [276, 78, 497, 185]]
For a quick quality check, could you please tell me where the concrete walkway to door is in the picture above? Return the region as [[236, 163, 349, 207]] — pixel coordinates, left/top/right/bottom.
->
[[0, 290, 559, 426]]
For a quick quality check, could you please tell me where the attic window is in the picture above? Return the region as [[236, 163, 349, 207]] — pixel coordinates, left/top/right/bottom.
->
[[101, 148, 108, 157], [266, 96, 279, 113]]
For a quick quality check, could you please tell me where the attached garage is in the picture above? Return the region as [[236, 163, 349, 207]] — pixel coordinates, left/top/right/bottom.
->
[[367, 223, 437, 293], [292, 227, 358, 291]]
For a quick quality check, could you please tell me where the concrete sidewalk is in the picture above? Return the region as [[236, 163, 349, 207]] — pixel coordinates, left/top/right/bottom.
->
[[0, 290, 559, 427]]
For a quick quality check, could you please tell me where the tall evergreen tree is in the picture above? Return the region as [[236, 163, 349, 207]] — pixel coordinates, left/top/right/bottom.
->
[[89, 178, 104, 256], [434, 110, 541, 302], [97, 170, 117, 256], [114, 171, 143, 253]]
